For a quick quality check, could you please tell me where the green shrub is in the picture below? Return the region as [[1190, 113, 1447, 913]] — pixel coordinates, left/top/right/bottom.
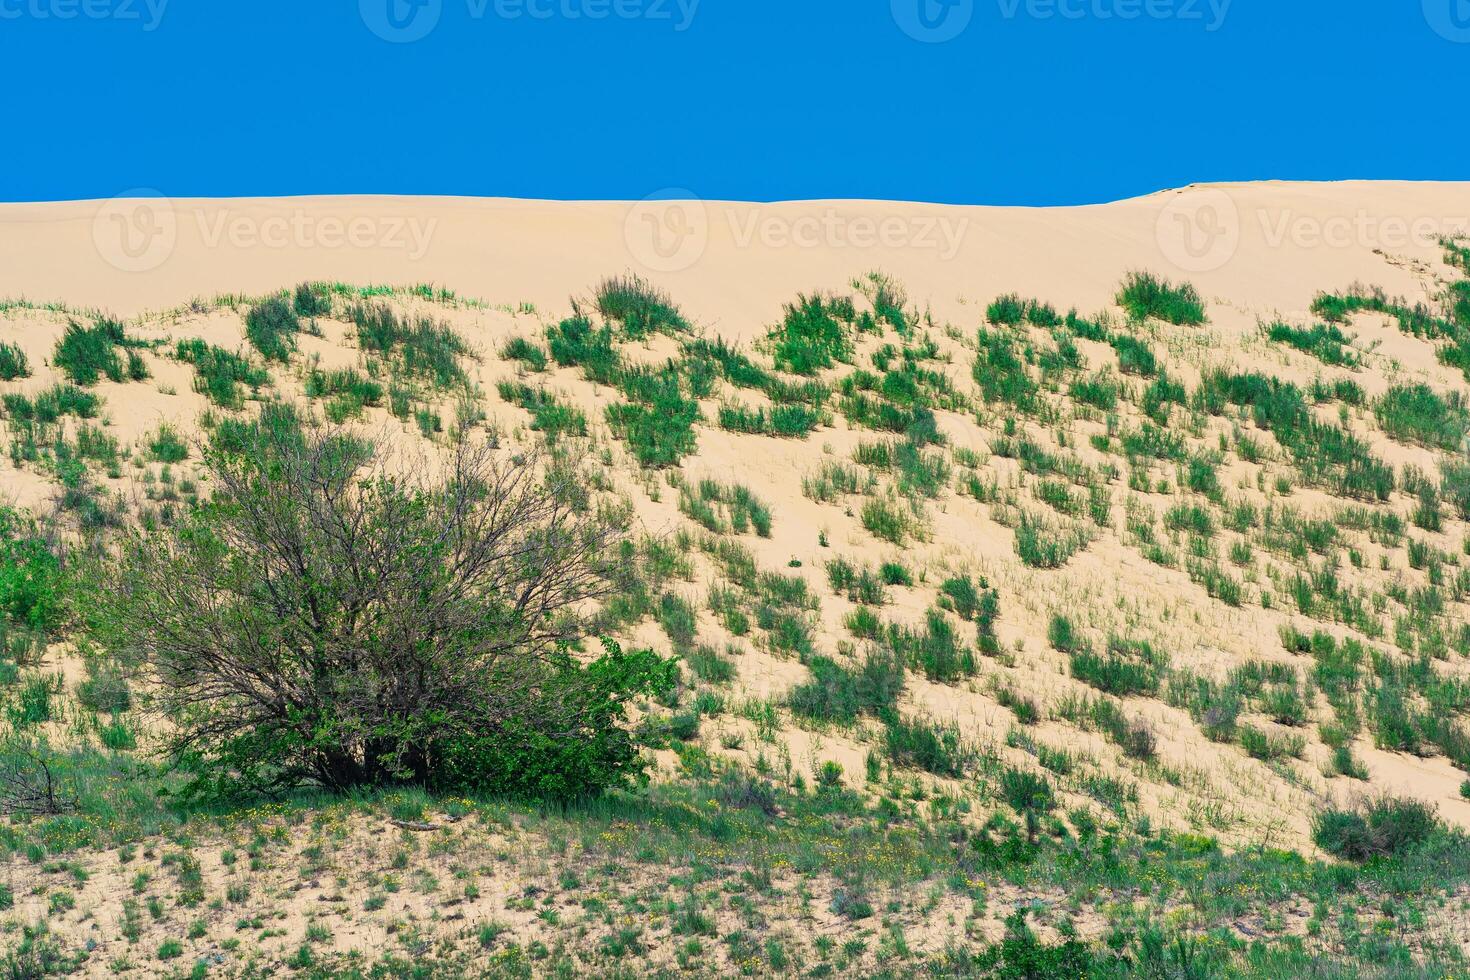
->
[[0, 508, 63, 635], [1116, 271, 1205, 325], [1000, 767, 1055, 814], [93, 423, 673, 801], [1313, 797, 1438, 861]]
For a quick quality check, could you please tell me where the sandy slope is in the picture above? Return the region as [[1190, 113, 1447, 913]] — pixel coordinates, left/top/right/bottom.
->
[[3, 182, 1469, 336], [3, 181, 1470, 852]]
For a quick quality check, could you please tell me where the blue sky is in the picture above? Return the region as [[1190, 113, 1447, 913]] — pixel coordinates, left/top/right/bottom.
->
[[1, 1, 1466, 205]]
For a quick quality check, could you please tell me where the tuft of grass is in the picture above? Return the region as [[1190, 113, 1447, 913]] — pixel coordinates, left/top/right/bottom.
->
[[53, 319, 132, 386], [501, 336, 548, 372], [1116, 271, 1205, 325], [496, 382, 587, 443], [768, 294, 856, 376], [0, 342, 31, 380], [175, 339, 271, 409], [595, 274, 689, 338], [1267, 321, 1361, 368], [148, 425, 189, 464], [293, 282, 332, 318], [244, 296, 300, 362], [1374, 383, 1468, 451]]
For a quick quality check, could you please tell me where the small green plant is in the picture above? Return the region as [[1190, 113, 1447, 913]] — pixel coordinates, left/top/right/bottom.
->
[[53, 319, 131, 385], [1116, 271, 1205, 325], [0, 342, 31, 380], [148, 424, 189, 463], [244, 296, 300, 362]]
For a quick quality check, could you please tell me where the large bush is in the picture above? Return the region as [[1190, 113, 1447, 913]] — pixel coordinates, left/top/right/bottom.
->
[[1313, 796, 1438, 861], [91, 416, 671, 800]]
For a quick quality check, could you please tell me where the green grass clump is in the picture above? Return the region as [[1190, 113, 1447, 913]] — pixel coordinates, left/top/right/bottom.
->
[[1266, 321, 1361, 368], [1015, 512, 1088, 569], [1374, 383, 1467, 451], [547, 316, 620, 385], [677, 479, 772, 537], [1314, 797, 1437, 861], [768, 294, 856, 376], [3, 384, 100, 426], [605, 367, 700, 468], [1070, 637, 1167, 697], [788, 650, 904, 724], [501, 336, 548, 372], [349, 303, 468, 388], [174, 339, 271, 409], [0, 342, 31, 380], [1069, 372, 1119, 411], [53, 319, 132, 386], [1109, 333, 1157, 377], [717, 402, 824, 438], [860, 497, 922, 545], [985, 294, 1060, 328], [148, 425, 189, 463], [972, 329, 1038, 411], [496, 382, 587, 443], [1116, 271, 1205, 326], [1195, 369, 1393, 501], [1238, 725, 1304, 762], [595, 275, 689, 339], [244, 296, 300, 362], [305, 367, 384, 422], [293, 282, 332, 318], [885, 609, 977, 683], [825, 558, 887, 605], [884, 715, 971, 777]]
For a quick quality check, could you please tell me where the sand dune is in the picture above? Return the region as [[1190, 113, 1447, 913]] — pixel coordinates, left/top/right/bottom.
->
[[4, 182, 1469, 334]]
